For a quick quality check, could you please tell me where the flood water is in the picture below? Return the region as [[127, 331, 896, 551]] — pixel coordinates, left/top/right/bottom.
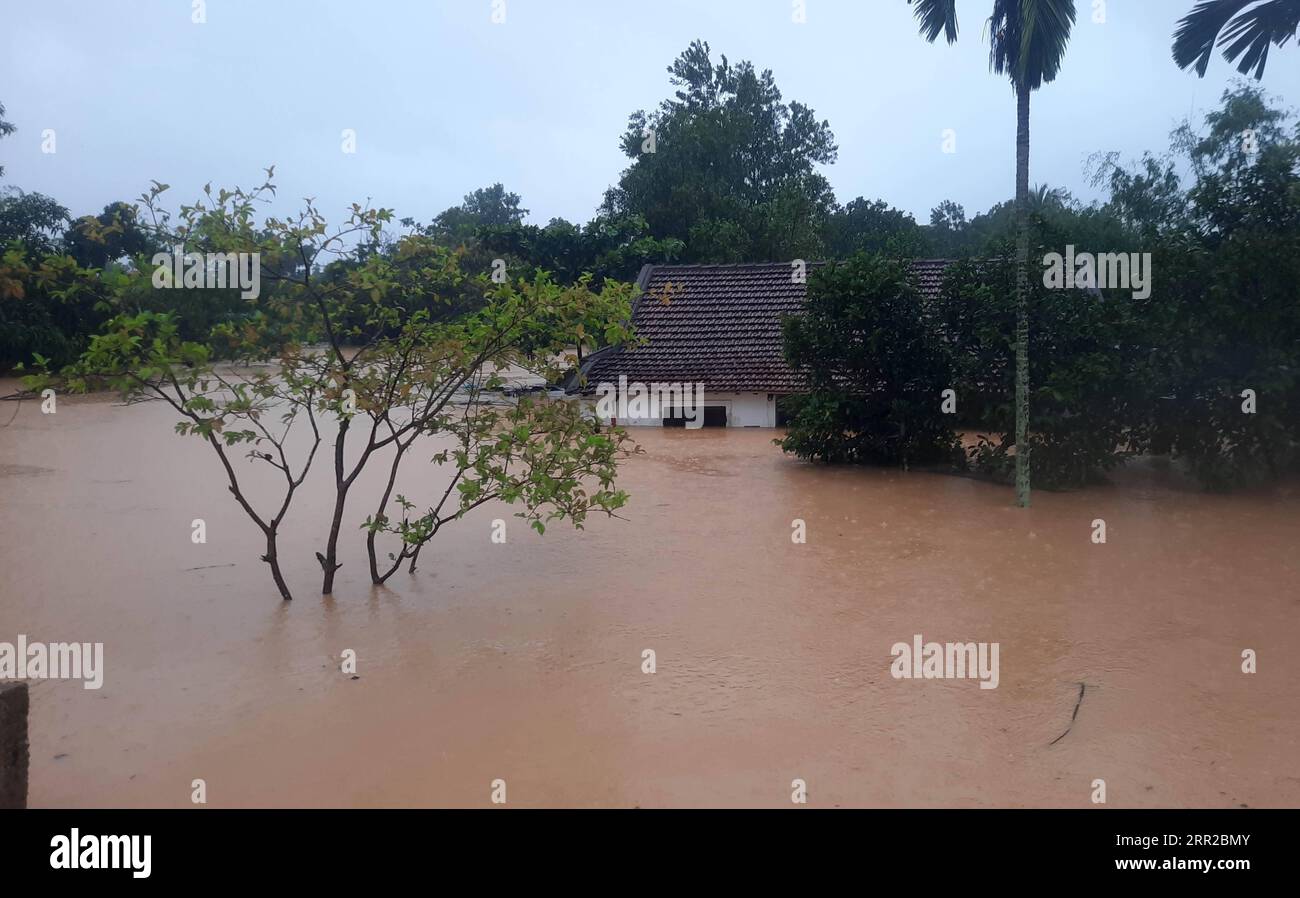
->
[[2, 381, 1298, 807]]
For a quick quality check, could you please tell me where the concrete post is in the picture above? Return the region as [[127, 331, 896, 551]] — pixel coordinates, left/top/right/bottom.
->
[[0, 681, 29, 809]]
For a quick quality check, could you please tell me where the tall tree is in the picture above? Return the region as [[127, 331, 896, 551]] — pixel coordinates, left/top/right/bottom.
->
[[429, 183, 528, 245], [1173, 0, 1300, 79], [911, 0, 1077, 507], [928, 200, 968, 241], [603, 40, 838, 263]]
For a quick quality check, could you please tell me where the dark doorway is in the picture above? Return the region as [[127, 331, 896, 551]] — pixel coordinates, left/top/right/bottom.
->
[[663, 405, 728, 428], [702, 406, 727, 427]]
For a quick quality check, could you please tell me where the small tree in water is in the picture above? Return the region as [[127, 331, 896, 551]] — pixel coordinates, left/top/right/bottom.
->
[[27, 173, 636, 600]]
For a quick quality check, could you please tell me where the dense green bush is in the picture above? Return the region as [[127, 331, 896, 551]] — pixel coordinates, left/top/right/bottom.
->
[[780, 254, 963, 468], [932, 256, 1156, 490], [1130, 86, 1300, 489], [0, 245, 114, 371], [1147, 235, 1300, 489], [782, 252, 1155, 491]]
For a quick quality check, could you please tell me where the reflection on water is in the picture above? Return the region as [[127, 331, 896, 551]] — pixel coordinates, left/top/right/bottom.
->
[[1, 383, 1297, 807]]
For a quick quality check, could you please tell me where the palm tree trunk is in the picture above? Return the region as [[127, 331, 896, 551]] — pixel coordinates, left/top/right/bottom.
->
[[1014, 81, 1032, 508]]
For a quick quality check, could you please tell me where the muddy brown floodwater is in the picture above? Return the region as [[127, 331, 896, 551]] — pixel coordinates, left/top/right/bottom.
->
[[1, 381, 1298, 807]]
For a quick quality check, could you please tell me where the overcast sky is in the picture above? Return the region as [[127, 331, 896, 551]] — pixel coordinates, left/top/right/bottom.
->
[[4, 0, 1299, 230]]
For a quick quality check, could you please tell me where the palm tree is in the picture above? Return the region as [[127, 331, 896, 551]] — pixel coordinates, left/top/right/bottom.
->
[[910, 0, 1076, 508], [1029, 183, 1069, 210], [1173, 0, 1300, 79]]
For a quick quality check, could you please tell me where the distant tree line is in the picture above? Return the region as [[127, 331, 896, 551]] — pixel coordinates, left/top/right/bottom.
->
[[0, 40, 1139, 371], [1, 40, 1297, 496]]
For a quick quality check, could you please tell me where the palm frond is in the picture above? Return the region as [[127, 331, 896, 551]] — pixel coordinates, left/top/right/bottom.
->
[[1174, 1, 1262, 74], [987, 0, 1017, 76], [1219, 0, 1300, 78], [1173, 0, 1300, 79], [987, 0, 1076, 89], [909, 0, 959, 44], [1017, 0, 1077, 89]]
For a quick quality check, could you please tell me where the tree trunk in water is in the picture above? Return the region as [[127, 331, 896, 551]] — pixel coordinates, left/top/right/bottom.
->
[[263, 528, 292, 601], [366, 530, 384, 584], [319, 419, 350, 593], [320, 486, 348, 593], [367, 444, 407, 584], [1014, 82, 1032, 508]]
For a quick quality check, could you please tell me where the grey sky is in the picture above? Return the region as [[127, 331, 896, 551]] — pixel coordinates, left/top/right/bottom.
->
[[4, 0, 1298, 231]]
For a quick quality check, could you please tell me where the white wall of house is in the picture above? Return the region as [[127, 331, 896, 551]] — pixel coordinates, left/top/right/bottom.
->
[[724, 392, 777, 427], [581, 391, 778, 428]]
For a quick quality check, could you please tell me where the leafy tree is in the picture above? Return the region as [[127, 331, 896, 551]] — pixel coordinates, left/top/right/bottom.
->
[[1173, 0, 1300, 79], [824, 198, 929, 258], [478, 213, 684, 288], [926, 200, 969, 257], [0, 192, 158, 371], [0, 245, 112, 371], [0, 188, 70, 255], [1144, 86, 1300, 486], [1176, 83, 1299, 236], [912, 0, 1078, 506], [939, 185, 1135, 256], [364, 386, 630, 583], [1088, 153, 1190, 241], [318, 237, 489, 337], [63, 201, 158, 269], [603, 40, 838, 262], [28, 173, 638, 600], [429, 183, 528, 245]]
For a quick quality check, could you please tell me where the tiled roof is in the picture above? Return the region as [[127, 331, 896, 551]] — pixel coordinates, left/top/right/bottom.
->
[[580, 260, 958, 394]]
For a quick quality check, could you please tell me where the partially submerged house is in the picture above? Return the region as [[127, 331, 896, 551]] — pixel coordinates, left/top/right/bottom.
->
[[573, 260, 953, 428]]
